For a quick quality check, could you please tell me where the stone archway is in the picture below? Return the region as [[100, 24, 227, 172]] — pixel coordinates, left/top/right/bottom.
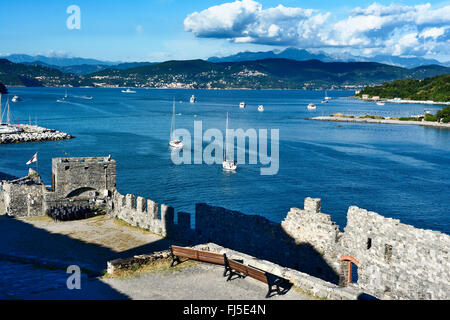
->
[[66, 187, 97, 198], [340, 256, 360, 285]]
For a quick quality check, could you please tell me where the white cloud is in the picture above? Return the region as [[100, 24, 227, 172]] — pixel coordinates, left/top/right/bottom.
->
[[184, 0, 328, 46], [184, 1, 450, 58]]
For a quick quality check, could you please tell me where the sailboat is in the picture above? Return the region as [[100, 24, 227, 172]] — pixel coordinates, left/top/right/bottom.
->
[[190, 95, 196, 103], [169, 98, 183, 149], [324, 90, 331, 100], [222, 112, 237, 171]]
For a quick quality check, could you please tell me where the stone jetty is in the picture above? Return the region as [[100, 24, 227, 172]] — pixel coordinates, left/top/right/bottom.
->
[[309, 116, 450, 129], [0, 124, 73, 144]]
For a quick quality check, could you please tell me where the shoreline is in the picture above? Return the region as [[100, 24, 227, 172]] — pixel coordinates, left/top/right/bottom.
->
[[309, 116, 450, 129]]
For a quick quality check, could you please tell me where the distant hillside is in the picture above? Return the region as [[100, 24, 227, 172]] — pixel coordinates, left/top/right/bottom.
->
[[208, 48, 448, 68], [356, 74, 450, 102], [87, 58, 450, 90], [0, 54, 118, 67], [0, 59, 92, 87], [23, 61, 156, 76], [0, 82, 7, 94]]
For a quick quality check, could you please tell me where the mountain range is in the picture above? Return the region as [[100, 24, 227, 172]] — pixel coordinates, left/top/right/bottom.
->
[[208, 48, 449, 69], [1, 57, 449, 90], [1, 48, 449, 76]]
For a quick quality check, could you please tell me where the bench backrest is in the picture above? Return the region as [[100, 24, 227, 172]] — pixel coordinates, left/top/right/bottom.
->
[[171, 245, 225, 265]]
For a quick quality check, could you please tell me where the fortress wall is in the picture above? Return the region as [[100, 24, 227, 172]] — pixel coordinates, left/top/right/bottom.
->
[[112, 191, 167, 237], [339, 206, 450, 300], [194, 203, 341, 283], [52, 157, 116, 198], [281, 198, 342, 271], [2, 179, 46, 217]]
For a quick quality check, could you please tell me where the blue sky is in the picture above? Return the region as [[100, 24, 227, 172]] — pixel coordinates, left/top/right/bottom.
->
[[1, 0, 449, 62]]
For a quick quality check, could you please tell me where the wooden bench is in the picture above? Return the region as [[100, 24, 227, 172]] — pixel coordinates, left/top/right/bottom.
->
[[169, 246, 291, 298], [169, 245, 225, 267], [224, 254, 291, 298]]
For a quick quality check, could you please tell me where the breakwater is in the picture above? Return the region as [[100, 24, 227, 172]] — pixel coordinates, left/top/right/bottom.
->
[[309, 116, 450, 128], [0, 124, 73, 144]]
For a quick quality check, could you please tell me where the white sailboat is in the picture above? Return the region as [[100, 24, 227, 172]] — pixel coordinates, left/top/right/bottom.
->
[[222, 112, 237, 171], [324, 90, 331, 100], [169, 98, 183, 149]]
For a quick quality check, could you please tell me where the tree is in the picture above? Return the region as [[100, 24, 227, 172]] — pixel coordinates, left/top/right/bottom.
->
[[436, 106, 450, 123]]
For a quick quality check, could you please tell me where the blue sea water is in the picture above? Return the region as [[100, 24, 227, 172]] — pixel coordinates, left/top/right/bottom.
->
[[1, 87, 449, 235]]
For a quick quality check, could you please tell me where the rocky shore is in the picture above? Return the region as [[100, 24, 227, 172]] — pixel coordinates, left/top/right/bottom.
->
[[309, 116, 450, 129], [0, 124, 73, 144]]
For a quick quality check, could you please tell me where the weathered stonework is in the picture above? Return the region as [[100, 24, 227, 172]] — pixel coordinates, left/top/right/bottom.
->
[[1, 170, 46, 217], [51, 157, 116, 199]]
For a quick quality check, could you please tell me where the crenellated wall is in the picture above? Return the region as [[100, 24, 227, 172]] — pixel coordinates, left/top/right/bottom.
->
[[112, 193, 450, 300], [2, 156, 448, 300]]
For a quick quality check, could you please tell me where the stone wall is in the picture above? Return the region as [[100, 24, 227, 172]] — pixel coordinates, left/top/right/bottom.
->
[[337, 206, 450, 300], [281, 199, 450, 300], [1, 174, 46, 217], [52, 157, 116, 199], [112, 195, 449, 300]]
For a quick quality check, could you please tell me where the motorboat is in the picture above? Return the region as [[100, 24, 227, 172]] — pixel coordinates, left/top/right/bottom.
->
[[11, 95, 21, 102], [239, 102, 246, 109], [307, 103, 317, 110], [258, 105, 264, 112], [190, 95, 196, 103], [121, 89, 136, 94]]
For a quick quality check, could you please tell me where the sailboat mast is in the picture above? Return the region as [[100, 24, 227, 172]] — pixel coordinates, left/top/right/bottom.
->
[[224, 112, 229, 161], [0, 93, 2, 124], [170, 98, 175, 141], [6, 98, 10, 125]]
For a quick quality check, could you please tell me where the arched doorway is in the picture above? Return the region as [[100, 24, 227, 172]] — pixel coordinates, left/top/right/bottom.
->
[[66, 187, 96, 198], [340, 256, 360, 285]]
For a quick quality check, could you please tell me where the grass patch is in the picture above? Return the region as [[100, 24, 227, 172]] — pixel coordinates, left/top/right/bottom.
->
[[398, 117, 422, 121], [22, 215, 53, 223], [104, 258, 199, 280], [331, 113, 354, 118], [113, 218, 160, 236], [359, 115, 385, 120]]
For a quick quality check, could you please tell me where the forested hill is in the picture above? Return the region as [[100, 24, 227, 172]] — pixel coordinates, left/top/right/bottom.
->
[[356, 74, 450, 102], [86, 59, 450, 90]]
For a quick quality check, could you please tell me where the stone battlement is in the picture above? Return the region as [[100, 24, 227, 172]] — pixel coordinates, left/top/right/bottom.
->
[[1, 157, 448, 300]]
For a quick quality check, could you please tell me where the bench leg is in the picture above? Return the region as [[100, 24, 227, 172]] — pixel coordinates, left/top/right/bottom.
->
[[266, 284, 275, 299], [223, 265, 231, 277], [170, 255, 181, 267]]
